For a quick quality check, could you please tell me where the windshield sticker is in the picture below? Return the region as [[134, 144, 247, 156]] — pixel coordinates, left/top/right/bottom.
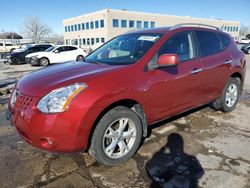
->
[[137, 36, 159, 42]]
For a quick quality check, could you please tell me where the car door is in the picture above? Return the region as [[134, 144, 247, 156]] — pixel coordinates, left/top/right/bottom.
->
[[62, 46, 78, 61], [147, 31, 206, 122], [51, 47, 67, 63], [195, 30, 229, 101]]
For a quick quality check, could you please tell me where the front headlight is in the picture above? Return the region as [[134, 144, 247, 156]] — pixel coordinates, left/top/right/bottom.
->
[[31, 55, 39, 60], [10, 89, 18, 108], [37, 83, 87, 113]]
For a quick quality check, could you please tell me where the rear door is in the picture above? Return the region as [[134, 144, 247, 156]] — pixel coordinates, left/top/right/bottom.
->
[[62, 46, 78, 61], [147, 31, 206, 121], [195, 30, 230, 101]]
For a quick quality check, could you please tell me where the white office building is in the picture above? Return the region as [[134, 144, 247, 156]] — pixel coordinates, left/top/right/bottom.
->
[[63, 9, 241, 48]]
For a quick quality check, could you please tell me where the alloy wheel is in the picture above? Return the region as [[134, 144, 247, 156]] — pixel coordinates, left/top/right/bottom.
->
[[102, 118, 136, 159]]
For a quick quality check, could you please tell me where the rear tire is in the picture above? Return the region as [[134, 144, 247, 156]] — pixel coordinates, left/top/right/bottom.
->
[[211, 77, 241, 112], [39, 57, 50, 67], [89, 106, 142, 166]]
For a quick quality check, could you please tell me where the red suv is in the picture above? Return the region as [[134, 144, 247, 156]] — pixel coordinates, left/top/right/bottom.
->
[[6, 24, 246, 165]]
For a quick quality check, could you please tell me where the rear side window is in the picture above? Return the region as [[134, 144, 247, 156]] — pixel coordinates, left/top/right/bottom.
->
[[64, 46, 77, 51], [219, 33, 231, 48], [196, 31, 222, 57]]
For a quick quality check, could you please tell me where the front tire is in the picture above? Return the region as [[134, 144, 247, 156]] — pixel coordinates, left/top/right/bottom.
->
[[11, 57, 22, 65], [76, 55, 84, 61], [211, 77, 241, 112], [39, 57, 50, 67], [89, 106, 142, 166]]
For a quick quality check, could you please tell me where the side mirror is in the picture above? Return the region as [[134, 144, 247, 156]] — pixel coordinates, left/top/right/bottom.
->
[[158, 54, 179, 67], [54, 50, 59, 53]]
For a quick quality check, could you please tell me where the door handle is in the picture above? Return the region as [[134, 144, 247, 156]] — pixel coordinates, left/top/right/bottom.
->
[[191, 68, 203, 74], [224, 60, 233, 65]]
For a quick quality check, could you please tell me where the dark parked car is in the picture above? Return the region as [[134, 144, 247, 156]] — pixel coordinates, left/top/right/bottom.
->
[[241, 44, 250, 54], [6, 23, 246, 166], [8, 44, 52, 64]]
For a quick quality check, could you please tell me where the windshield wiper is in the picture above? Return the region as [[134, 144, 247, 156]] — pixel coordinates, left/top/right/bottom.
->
[[85, 61, 104, 65]]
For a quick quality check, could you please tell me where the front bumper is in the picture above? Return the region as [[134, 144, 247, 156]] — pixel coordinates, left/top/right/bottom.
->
[[6, 108, 13, 125], [6, 94, 90, 152], [26, 57, 39, 65]]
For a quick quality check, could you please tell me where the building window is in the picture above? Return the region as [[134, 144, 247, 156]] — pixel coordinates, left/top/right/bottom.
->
[[90, 21, 94, 29], [78, 24, 81, 31], [144, 21, 149, 28], [86, 22, 89, 30], [150, 21, 155, 28], [236, 27, 238, 32], [113, 19, 119, 27], [87, 38, 90, 45], [121, 20, 127, 28], [137, 21, 142, 28], [74, 24, 77, 31], [68, 26, 70, 32], [91, 38, 94, 45], [65, 26, 67, 32], [83, 38, 86, 45], [65, 39, 68, 45], [129, 20, 134, 28], [101, 38, 105, 43], [95, 20, 99, 28], [71, 25, 74, 31], [82, 23, 85, 30], [79, 38, 82, 45], [96, 38, 100, 43], [100, 19, 104, 28]]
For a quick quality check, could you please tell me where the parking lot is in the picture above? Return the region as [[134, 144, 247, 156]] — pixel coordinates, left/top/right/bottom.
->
[[0, 55, 250, 188]]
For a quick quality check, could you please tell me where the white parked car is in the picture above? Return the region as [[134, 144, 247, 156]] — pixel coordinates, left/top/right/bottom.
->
[[25, 45, 87, 66], [239, 38, 250, 44]]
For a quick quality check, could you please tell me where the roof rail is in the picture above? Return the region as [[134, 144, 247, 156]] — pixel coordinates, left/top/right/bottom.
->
[[170, 23, 221, 31]]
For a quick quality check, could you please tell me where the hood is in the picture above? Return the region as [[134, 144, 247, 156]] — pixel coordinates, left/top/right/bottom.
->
[[16, 61, 122, 97], [10, 50, 25, 57], [26, 51, 50, 58]]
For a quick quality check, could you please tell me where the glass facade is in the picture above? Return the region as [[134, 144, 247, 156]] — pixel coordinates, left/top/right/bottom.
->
[[100, 20, 104, 28], [144, 21, 149, 28], [129, 20, 134, 28], [121, 20, 127, 28], [136, 21, 142, 28], [95, 20, 99, 28], [113, 19, 119, 27]]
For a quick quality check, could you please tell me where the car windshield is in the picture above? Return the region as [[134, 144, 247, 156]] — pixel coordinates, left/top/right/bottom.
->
[[45, 46, 56, 52], [85, 33, 162, 65]]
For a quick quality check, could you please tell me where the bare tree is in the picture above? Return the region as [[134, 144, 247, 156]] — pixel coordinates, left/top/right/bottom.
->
[[0, 32, 23, 39], [46, 33, 64, 44], [239, 24, 250, 38], [23, 16, 51, 43]]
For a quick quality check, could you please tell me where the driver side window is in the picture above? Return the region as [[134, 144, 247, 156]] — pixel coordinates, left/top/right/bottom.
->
[[158, 32, 194, 62]]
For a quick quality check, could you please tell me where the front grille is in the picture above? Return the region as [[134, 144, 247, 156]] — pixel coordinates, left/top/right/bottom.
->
[[15, 94, 33, 110]]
